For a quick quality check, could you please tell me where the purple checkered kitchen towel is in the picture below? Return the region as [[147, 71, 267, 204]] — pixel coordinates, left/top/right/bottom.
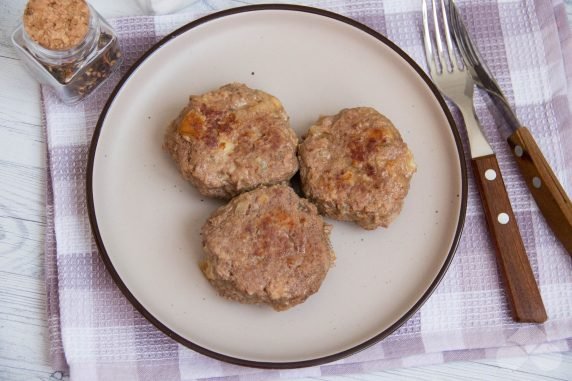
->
[[43, 0, 572, 379]]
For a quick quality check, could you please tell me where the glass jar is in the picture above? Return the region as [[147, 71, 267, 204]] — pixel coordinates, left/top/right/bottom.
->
[[11, 3, 122, 104]]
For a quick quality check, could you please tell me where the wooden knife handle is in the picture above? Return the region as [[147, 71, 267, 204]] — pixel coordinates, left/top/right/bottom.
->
[[508, 127, 572, 255], [472, 154, 547, 323]]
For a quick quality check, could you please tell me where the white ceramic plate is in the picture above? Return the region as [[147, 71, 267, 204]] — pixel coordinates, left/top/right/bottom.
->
[[88, 5, 467, 368]]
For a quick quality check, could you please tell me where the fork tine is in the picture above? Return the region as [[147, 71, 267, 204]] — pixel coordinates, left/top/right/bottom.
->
[[440, 0, 458, 70], [422, 0, 437, 75], [431, 0, 445, 72], [449, 0, 471, 68]]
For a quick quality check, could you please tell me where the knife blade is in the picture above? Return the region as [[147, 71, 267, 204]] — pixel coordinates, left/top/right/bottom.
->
[[449, 0, 572, 255]]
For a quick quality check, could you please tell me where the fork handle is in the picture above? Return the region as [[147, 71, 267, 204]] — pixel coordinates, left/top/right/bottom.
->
[[507, 127, 572, 255], [472, 154, 547, 323]]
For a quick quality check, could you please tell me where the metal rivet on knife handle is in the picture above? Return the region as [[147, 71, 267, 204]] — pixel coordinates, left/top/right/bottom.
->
[[485, 169, 497, 181], [514, 145, 524, 157], [497, 213, 510, 224]]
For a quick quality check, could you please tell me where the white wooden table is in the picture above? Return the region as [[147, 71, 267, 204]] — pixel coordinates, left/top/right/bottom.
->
[[1, 1, 571, 380]]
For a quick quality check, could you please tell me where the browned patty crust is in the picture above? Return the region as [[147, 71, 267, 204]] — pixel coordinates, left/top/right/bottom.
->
[[200, 185, 335, 311], [164, 83, 299, 199], [298, 107, 416, 229]]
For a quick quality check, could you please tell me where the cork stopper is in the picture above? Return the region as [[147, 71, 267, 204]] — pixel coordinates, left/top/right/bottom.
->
[[23, 0, 91, 51]]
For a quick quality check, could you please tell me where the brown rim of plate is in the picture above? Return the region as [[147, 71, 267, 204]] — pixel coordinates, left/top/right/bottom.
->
[[86, 4, 468, 370]]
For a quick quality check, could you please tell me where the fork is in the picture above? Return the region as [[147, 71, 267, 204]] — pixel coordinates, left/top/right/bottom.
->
[[422, 0, 547, 323]]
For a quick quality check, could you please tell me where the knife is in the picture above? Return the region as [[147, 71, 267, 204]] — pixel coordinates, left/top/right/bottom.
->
[[449, 0, 572, 255]]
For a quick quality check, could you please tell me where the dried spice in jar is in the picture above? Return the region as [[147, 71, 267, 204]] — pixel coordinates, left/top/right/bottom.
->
[[12, 0, 122, 104]]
